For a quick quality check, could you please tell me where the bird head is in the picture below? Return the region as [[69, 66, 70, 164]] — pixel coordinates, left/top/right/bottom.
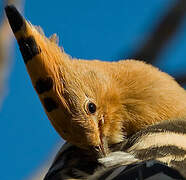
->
[[6, 5, 186, 157], [5, 5, 125, 157]]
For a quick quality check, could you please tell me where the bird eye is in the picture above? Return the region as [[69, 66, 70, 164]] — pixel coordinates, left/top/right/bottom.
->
[[85, 101, 97, 114]]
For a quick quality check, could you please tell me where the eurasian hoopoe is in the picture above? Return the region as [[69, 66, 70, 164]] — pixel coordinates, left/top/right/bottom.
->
[[5, 5, 186, 158], [45, 119, 186, 179]]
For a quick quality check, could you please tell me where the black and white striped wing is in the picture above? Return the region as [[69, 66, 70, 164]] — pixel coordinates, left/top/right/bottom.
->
[[44, 143, 185, 180]]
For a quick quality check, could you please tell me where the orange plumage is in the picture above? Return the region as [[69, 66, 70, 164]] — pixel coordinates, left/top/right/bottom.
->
[[5, 5, 186, 157]]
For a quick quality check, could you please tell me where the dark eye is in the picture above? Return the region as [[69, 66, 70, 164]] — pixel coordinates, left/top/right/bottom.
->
[[88, 102, 96, 113], [85, 101, 96, 114]]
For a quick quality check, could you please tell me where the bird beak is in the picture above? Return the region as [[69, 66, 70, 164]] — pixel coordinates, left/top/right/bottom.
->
[[94, 135, 109, 158], [99, 143, 107, 157], [95, 115, 109, 157]]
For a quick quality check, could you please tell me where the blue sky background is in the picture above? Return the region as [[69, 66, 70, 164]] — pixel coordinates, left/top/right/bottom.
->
[[1, 0, 186, 179]]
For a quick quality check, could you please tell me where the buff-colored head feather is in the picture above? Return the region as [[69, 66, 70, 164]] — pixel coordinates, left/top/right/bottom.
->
[[5, 5, 186, 156]]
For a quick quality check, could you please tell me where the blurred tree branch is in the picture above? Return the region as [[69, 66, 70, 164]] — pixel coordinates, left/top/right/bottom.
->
[[129, 0, 186, 86], [27, 164, 51, 180], [131, 0, 186, 64], [27, 144, 62, 180]]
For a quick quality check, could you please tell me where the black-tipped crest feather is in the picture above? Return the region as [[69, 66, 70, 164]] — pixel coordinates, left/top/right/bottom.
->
[[5, 5, 25, 33]]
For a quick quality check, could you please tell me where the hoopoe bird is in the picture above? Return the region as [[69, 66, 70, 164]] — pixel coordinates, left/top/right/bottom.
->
[[5, 5, 186, 159], [45, 119, 186, 179]]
